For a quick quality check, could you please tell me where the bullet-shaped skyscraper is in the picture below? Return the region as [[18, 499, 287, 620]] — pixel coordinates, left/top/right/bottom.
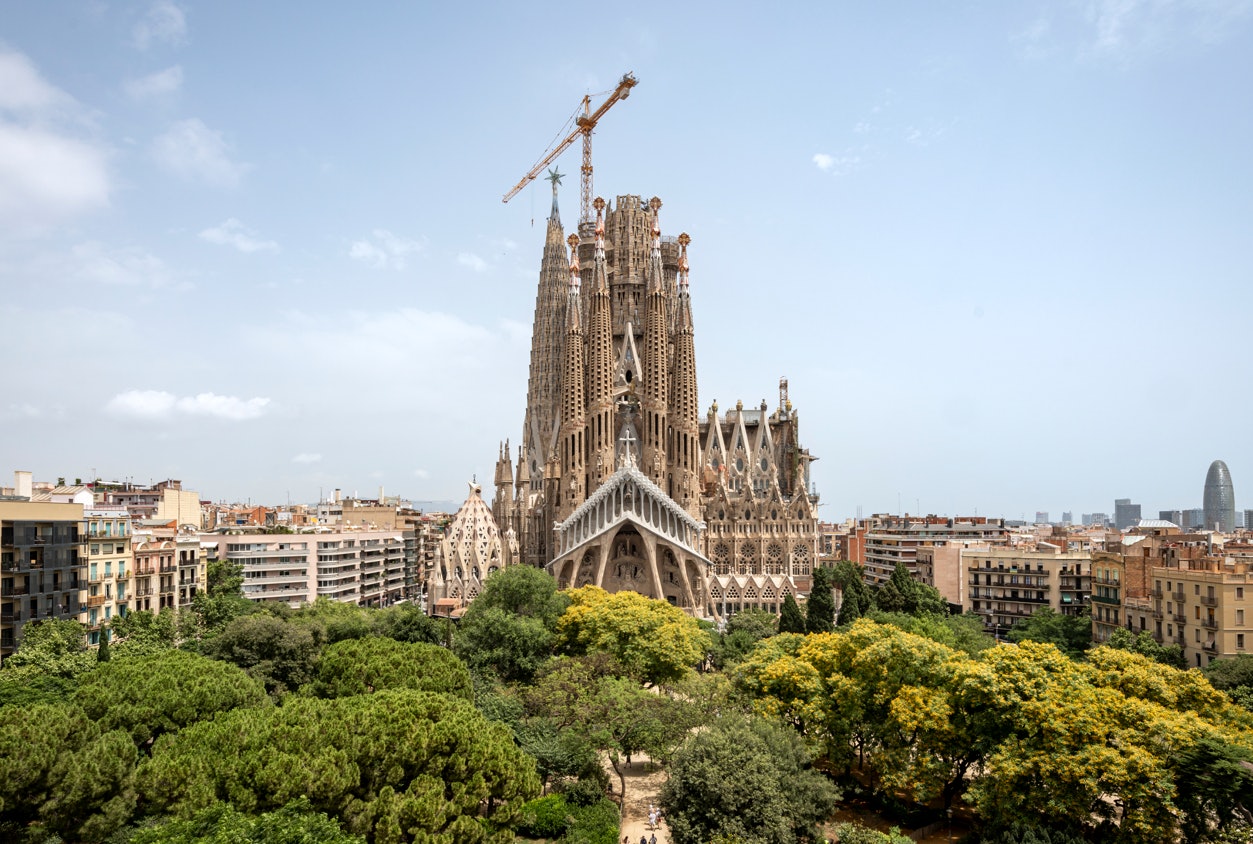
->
[[1203, 460, 1236, 532]]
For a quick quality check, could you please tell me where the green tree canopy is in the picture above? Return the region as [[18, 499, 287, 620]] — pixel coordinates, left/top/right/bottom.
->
[[1006, 607, 1091, 657], [306, 636, 473, 700], [455, 605, 555, 683], [805, 566, 836, 635], [660, 715, 838, 844], [471, 565, 570, 629], [3, 618, 92, 678], [204, 612, 321, 696], [1105, 627, 1187, 669], [190, 557, 257, 640], [73, 649, 270, 748], [138, 689, 540, 844], [557, 586, 710, 685], [0, 702, 137, 843], [371, 603, 443, 645], [129, 798, 364, 844], [778, 594, 806, 635], [109, 608, 181, 658]]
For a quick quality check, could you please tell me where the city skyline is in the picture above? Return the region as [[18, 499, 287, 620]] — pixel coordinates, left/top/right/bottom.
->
[[3, 2, 1251, 521]]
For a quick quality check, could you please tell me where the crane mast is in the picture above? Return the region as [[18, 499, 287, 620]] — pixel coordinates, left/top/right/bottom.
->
[[503, 72, 638, 225]]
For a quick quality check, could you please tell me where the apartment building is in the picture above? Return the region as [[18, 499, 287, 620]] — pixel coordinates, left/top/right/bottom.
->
[[201, 528, 408, 608], [83, 505, 133, 645], [964, 546, 1092, 638], [862, 515, 1009, 602], [0, 498, 85, 658]]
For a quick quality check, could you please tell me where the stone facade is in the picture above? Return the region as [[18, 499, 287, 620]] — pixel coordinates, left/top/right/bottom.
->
[[492, 187, 819, 619]]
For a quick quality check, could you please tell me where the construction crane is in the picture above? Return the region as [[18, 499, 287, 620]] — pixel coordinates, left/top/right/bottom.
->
[[503, 72, 638, 226]]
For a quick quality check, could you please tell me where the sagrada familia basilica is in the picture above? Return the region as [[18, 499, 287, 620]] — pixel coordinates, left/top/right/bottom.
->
[[429, 178, 820, 621]]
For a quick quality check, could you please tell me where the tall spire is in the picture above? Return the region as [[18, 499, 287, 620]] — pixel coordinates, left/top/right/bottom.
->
[[558, 233, 587, 518], [670, 232, 700, 517], [586, 197, 616, 486], [641, 196, 670, 487], [545, 167, 563, 226]]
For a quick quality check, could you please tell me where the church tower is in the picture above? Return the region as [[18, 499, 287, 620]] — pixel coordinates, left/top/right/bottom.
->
[[493, 182, 821, 623], [557, 233, 587, 520], [669, 232, 701, 518]]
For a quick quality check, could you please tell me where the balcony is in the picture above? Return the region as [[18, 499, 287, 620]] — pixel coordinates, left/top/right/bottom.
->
[[1203, 617, 1219, 630], [1204, 639, 1219, 653], [1201, 595, 1218, 607], [87, 595, 107, 607], [1173, 613, 1187, 625], [1, 584, 29, 597], [1151, 588, 1164, 599]]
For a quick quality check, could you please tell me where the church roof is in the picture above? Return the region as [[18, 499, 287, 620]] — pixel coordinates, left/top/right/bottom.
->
[[553, 456, 708, 564], [442, 482, 504, 570]]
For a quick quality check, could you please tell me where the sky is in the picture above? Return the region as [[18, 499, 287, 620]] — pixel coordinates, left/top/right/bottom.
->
[[2, 1, 1251, 522]]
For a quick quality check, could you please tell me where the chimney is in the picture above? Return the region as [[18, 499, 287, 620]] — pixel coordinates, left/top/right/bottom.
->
[[15, 470, 32, 500], [379, 485, 385, 504], [334, 488, 342, 503]]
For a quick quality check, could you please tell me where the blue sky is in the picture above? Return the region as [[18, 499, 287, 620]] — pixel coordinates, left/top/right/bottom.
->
[[2, 1, 1251, 521]]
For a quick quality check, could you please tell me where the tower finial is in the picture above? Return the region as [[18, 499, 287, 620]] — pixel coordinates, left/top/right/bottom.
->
[[547, 167, 563, 220], [677, 232, 691, 290], [567, 233, 581, 291], [594, 196, 606, 250], [648, 196, 662, 252]]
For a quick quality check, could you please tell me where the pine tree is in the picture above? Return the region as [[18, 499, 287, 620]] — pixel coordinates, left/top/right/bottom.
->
[[837, 590, 862, 627], [96, 630, 111, 663], [778, 594, 807, 634], [805, 566, 835, 634]]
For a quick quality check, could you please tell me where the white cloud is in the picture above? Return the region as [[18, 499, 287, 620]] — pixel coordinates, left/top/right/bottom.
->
[[177, 393, 271, 420], [124, 65, 183, 99], [199, 218, 278, 253], [812, 150, 862, 177], [71, 241, 173, 287], [106, 389, 270, 421], [105, 390, 177, 420], [413, 469, 430, 479], [0, 50, 110, 233], [348, 229, 424, 269], [458, 252, 488, 272], [293, 453, 322, 464], [133, 1, 187, 50], [152, 118, 248, 188], [853, 121, 871, 135], [1074, 0, 1253, 57], [0, 50, 71, 113]]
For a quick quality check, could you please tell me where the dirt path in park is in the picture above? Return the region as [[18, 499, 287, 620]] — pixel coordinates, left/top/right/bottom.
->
[[609, 755, 670, 844]]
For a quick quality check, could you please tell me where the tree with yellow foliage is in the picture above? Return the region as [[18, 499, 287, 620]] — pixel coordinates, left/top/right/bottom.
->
[[557, 587, 711, 685]]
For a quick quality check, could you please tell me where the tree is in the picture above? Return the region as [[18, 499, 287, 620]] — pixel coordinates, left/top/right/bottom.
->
[[833, 561, 874, 615], [0, 702, 137, 843], [714, 608, 778, 668], [524, 655, 694, 805], [866, 611, 994, 656], [1007, 607, 1091, 657], [455, 605, 555, 682], [3, 618, 93, 678], [371, 602, 443, 645], [1204, 654, 1253, 710], [109, 608, 180, 658], [139, 689, 540, 844], [805, 566, 835, 634], [660, 715, 839, 844], [557, 587, 710, 685], [1171, 736, 1253, 844], [73, 649, 270, 749], [204, 612, 320, 696], [306, 636, 473, 700], [190, 557, 256, 640], [832, 824, 912, 844], [837, 590, 862, 626], [129, 798, 363, 844], [1105, 627, 1187, 669], [778, 594, 807, 635], [472, 565, 570, 628]]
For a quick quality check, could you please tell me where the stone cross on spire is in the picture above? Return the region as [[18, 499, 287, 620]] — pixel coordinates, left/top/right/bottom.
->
[[619, 427, 638, 468]]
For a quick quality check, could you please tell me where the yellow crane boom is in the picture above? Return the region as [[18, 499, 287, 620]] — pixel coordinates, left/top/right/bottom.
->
[[503, 72, 638, 225]]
